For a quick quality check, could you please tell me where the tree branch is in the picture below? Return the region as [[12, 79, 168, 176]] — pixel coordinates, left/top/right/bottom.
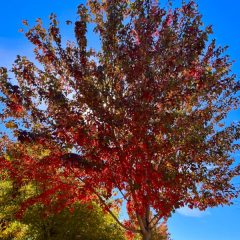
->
[[95, 190, 141, 234], [77, 176, 141, 234], [149, 212, 162, 229]]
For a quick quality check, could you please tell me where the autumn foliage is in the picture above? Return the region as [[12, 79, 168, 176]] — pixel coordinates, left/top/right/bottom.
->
[[0, 0, 239, 239]]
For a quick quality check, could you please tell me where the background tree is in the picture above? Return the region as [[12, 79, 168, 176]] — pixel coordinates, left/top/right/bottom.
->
[[0, 145, 126, 240], [0, 0, 240, 239]]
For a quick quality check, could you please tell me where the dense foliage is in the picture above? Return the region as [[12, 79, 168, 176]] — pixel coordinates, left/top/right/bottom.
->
[[0, 0, 239, 239], [0, 154, 125, 240]]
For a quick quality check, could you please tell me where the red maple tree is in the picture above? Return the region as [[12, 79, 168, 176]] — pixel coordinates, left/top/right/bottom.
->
[[0, 1, 240, 239]]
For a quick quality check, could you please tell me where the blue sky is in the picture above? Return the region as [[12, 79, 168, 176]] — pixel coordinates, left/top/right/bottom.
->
[[0, 1, 240, 239]]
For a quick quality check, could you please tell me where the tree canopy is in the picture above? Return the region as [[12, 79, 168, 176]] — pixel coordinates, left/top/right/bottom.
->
[[0, 0, 239, 239]]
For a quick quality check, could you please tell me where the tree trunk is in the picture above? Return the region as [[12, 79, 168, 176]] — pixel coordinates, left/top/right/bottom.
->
[[136, 208, 152, 240], [142, 231, 152, 240]]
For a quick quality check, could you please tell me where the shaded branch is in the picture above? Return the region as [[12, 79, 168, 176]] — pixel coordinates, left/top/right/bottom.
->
[[77, 177, 141, 234]]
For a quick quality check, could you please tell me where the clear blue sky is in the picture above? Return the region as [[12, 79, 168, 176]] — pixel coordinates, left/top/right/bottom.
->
[[0, 1, 240, 239]]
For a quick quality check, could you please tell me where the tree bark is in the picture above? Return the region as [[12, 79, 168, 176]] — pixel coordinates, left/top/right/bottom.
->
[[142, 231, 152, 240], [136, 211, 152, 240]]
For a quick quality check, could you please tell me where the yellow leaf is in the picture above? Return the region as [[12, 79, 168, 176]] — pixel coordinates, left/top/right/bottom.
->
[[5, 121, 17, 129]]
